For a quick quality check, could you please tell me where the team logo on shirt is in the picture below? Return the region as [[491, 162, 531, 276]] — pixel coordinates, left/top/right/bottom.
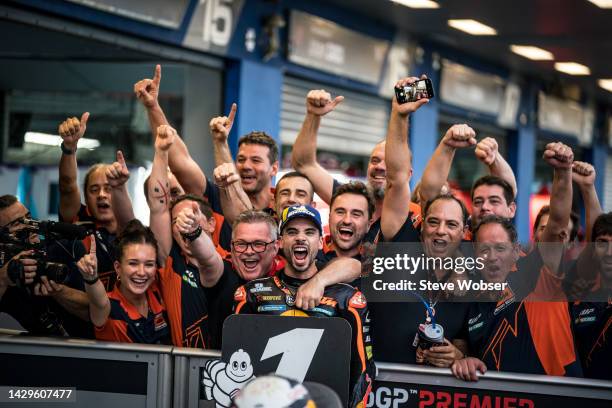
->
[[183, 269, 199, 288], [154, 313, 168, 332], [349, 292, 367, 309], [249, 282, 272, 293], [234, 286, 246, 302]]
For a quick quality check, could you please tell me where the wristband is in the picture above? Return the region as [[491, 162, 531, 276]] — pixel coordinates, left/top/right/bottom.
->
[[61, 142, 76, 155], [83, 275, 99, 285], [181, 225, 203, 242]]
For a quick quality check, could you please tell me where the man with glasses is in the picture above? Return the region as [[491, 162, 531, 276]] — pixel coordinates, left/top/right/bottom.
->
[[204, 209, 364, 349], [233, 205, 375, 408], [0, 195, 91, 337]]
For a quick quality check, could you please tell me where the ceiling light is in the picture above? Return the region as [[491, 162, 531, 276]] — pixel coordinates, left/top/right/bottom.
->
[[448, 19, 497, 35], [510, 45, 554, 61], [24, 132, 100, 149], [554, 62, 591, 76], [599, 79, 612, 92], [587, 0, 612, 8], [390, 0, 440, 8]]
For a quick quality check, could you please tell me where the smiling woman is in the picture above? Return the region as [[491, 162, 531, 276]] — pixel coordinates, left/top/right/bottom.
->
[[76, 219, 171, 345]]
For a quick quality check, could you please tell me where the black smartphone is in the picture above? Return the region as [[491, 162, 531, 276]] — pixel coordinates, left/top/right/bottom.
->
[[394, 78, 434, 104]]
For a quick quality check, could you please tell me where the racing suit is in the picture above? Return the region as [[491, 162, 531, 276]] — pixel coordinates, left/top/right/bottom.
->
[[234, 270, 375, 408]]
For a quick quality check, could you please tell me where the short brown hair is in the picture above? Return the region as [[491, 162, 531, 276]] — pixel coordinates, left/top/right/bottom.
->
[[423, 193, 469, 226], [238, 131, 278, 164], [330, 181, 376, 220]]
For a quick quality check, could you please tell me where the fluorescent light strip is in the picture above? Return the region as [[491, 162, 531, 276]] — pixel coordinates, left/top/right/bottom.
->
[[587, 0, 612, 8], [598, 79, 612, 92], [554, 62, 591, 76], [448, 19, 497, 35], [510, 45, 554, 61], [24, 132, 100, 149], [390, 0, 440, 8]]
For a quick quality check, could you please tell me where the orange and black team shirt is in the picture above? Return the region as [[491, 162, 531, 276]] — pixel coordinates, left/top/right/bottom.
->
[[94, 281, 170, 345], [159, 241, 212, 348], [466, 250, 581, 376], [570, 290, 611, 380], [61, 204, 118, 291]]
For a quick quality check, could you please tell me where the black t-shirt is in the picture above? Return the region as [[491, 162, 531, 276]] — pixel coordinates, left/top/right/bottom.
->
[[0, 238, 93, 338], [570, 288, 611, 380], [203, 260, 246, 349], [370, 297, 469, 364]]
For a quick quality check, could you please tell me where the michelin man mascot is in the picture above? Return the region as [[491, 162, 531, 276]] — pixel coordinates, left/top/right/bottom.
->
[[203, 349, 256, 408]]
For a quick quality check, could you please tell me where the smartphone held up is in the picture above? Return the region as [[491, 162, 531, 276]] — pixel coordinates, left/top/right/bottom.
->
[[395, 78, 435, 104]]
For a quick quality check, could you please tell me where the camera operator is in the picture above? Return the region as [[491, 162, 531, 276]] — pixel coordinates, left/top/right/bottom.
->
[[0, 195, 92, 338]]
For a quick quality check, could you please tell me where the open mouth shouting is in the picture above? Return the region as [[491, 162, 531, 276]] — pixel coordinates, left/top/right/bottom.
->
[[336, 225, 355, 242], [291, 244, 310, 269], [97, 201, 111, 212], [240, 256, 260, 273]]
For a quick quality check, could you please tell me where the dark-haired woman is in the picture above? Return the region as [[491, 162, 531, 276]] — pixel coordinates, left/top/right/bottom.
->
[[77, 220, 170, 344]]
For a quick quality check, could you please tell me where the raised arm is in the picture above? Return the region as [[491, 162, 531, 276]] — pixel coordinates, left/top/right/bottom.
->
[[134, 65, 206, 195], [212, 162, 252, 225], [572, 161, 602, 242], [291, 90, 344, 204], [209, 103, 237, 166], [174, 201, 224, 287], [58, 113, 89, 222], [475, 137, 517, 197], [381, 76, 428, 240], [106, 151, 134, 233], [76, 237, 110, 327], [147, 125, 175, 266], [539, 142, 574, 275], [419, 124, 476, 204]]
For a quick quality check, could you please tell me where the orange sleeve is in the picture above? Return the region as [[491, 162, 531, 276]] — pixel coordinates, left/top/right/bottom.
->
[[94, 319, 131, 343], [524, 301, 576, 376], [527, 265, 566, 302]]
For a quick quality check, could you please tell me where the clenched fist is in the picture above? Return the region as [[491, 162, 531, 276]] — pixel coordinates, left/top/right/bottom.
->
[[175, 202, 202, 236], [442, 124, 477, 149], [209, 103, 237, 143], [543, 142, 573, 169], [306, 89, 344, 116], [474, 137, 498, 165], [213, 162, 240, 189], [106, 151, 130, 188], [572, 161, 595, 187], [134, 65, 161, 109], [58, 112, 90, 151], [155, 125, 177, 152]]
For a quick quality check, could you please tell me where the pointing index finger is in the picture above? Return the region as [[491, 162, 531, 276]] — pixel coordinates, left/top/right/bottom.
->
[[153, 64, 162, 86], [228, 103, 237, 124], [89, 235, 97, 255]]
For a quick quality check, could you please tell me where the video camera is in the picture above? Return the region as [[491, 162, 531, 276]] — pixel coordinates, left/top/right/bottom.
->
[[0, 218, 91, 287]]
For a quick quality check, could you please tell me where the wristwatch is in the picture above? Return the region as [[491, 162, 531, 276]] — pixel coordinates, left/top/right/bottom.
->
[[61, 142, 76, 155]]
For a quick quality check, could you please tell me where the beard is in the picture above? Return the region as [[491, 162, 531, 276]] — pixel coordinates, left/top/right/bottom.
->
[[371, 185, 385, 201]]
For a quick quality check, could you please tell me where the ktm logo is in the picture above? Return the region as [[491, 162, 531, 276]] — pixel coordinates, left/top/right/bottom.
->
[[319, 297, 338, 307], [234, 286, 246, 302]]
